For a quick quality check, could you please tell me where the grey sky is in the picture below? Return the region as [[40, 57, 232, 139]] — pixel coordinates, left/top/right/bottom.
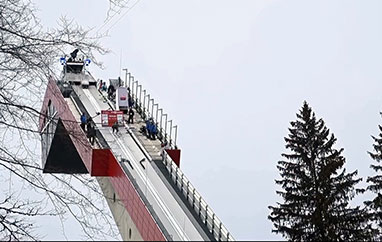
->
[[34, 0, 382, 240]]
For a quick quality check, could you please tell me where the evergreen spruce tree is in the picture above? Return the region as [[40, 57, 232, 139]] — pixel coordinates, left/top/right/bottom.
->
[[269, 101, 372, 241], [366, 113, 382, 238]]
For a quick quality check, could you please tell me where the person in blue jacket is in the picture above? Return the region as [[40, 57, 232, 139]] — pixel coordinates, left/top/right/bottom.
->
[[151, 120, 157, 140], [80, 112, 87, 131], [145, 118, 157, 140], [145, 119, 152, 138]]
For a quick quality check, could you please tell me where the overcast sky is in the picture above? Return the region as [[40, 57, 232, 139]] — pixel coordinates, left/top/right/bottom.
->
[[34, 0, 382, 240]]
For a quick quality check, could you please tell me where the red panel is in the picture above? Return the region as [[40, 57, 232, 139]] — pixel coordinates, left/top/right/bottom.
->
[[40, 79, 92, 172], [166, 149, 181, 167], [91, 149, 119, 176]]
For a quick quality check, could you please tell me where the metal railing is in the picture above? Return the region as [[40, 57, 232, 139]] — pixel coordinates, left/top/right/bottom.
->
[[124, 69, 178, 148], [122, 69, 234, 241], [162, 153, 234, 241]]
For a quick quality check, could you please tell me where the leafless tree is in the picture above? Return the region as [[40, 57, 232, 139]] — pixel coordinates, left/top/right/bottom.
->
[[0, 0, 129, 240]]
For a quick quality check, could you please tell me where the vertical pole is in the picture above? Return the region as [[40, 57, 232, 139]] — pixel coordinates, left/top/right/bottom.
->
[[150, 99, 155, 119], [122, 68, 128, 87], [168, 120, 173, 146], [131, 78, 134, 97], [159, 108, 163, 137], [138, 85, 142, 108], [146, 94, 151, 117], [154, 104, 159, 122], [163, 114, 168, 142], [173, 125, 178, 147], [142, 90, 147, 117], [131, 77, 135, 97], [133, 80, 138, 107]]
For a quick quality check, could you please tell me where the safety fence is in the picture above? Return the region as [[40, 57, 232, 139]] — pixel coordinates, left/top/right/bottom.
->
[[121, 70, 178, 149]]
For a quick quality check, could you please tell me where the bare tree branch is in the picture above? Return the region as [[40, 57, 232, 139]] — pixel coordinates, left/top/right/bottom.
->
[[0, 0, 127, 240]]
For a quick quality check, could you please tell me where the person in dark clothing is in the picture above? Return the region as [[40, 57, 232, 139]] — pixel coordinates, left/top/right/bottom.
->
[[70, 49, 79, 60], [112, 121, 119, 134], [98, 79, 103, 91], [127, 108, 134, 124], [145, 118, 157, 140], [150, 120, 157, 140], [80, 112, 87, 132], [145, 119, 152, 138], [107, 84, 115, 100], [128, 94, 134, 109], [86, 117, 96, 145], [88, 126, 96, 145]]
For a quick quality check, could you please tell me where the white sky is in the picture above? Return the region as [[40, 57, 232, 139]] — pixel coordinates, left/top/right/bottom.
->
[[34, 0, 382, 240]]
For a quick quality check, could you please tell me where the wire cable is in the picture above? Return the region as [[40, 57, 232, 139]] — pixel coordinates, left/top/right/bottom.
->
[[101, 0, 142, 35], [95, 0, 132, 35]]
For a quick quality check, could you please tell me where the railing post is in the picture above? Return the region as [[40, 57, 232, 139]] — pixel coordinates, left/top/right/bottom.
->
[[198, 196, 202, 216], [186, 180, 190, 200], [169, 161, 173, 176], [158, 109, 163, 136], [129, 74, 132, 89], [142, 90, 147, 118], [204, 205, 209, 224], [151, 99, 155, 119], [168, 120, 173, 146], [133, 77, 137, 96], [122, 68, 128, 87], [134, 80, 139, 106], [192, 188, 196, 208], [145, 94, 150, 116], [146, 94, 151, 118], [137, 84, 142, 109], [173, 125, 178, 147], [153, 103, 158, 122], [211, 213, 216, 234], [180, 173, 184, 191], [174, 166, 178, 186], [163, 114, 168, 142], [131, 77, 135, 98], [219, 222, 222, 241]]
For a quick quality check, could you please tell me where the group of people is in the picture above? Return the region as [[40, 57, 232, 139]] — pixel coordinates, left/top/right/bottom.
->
[[145, 118, 158, 140], [99, 80, 107, 92], [80, 112, 96, 145], [97, 79, 160, 140], [98, 79, 115, 100]]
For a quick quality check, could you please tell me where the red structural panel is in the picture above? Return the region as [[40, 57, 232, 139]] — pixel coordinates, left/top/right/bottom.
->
[[107, 152, 166, 241], [39, 79, 92, 172], [166, 149, 181, 167], [91, 149, 120, 177]]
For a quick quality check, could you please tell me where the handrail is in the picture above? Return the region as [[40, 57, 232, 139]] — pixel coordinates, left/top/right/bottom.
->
[[125, 77, 178, 149], [162, 153, 234, 241]]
